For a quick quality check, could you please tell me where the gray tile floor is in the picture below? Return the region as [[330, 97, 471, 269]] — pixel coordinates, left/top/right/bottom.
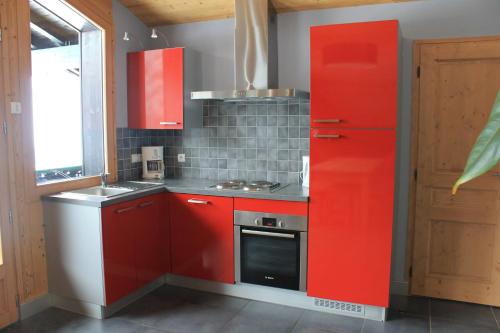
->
[[2, 286, 500, 332]]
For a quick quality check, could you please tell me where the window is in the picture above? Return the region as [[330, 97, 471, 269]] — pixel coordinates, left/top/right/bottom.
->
[[30, 0, 105, 184]]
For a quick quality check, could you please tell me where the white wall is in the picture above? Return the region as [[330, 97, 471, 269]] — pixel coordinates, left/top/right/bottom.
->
[[114, 0, 500, 293], [112, 0, 154, 128]]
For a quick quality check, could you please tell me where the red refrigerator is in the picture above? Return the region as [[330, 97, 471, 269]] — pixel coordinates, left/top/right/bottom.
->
[[307, 20, 399, 307]]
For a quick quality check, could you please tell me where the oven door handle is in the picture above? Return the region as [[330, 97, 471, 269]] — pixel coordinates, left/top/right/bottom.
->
[[241, 229, 295, 239]]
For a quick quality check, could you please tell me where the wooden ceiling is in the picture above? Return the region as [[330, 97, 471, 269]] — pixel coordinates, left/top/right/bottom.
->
[[120, 0, 413, 26]]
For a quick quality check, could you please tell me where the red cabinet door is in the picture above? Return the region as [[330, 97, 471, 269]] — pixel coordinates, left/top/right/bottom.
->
[[128, 48, 184, 130], [308, 129, 395, 307], [102, 201, 138, 305], [134, 194, 166, 288], [310, 20, 398, 129], [169, 193, 234, 283]]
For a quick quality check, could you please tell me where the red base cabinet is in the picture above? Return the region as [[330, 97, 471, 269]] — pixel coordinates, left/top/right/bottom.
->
[[169, 193, 234, 284], [102, 193, 169, 305]]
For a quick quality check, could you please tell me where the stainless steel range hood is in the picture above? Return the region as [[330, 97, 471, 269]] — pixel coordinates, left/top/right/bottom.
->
[[191, 0, 309, 102]]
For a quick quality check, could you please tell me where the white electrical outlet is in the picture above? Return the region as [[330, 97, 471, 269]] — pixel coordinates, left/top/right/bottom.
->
[[178, 153, 186, 163], [131, 154, 142, 163]]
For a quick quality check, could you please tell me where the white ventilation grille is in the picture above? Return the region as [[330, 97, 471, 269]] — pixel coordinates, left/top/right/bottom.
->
[[314, 298, 364, 315]]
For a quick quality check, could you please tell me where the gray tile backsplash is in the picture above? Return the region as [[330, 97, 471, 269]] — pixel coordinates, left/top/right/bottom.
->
[[116, 100, 310, 184]]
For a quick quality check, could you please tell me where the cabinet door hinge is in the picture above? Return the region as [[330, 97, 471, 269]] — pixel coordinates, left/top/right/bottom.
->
[[0, 27, 3, 42], [416, 65, 421, 78], [8, 210, 13, 225], [2, 120, 6, 136]]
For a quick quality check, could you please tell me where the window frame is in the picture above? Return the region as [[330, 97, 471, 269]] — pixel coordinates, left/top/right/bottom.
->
[[25, 0, 116, 198]]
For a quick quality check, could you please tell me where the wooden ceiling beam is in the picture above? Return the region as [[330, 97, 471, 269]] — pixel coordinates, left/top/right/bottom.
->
[[119, 0, 416, 26]]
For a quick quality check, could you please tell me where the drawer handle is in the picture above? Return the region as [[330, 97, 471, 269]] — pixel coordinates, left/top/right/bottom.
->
[[494, 173, 500, 177], [138, 201, 154, 208], [313, 119, 342, 123], [187, 199, 209, 205], [242, 229, 295, 239], [115, 206, 135, 214], [160, 121, 179, 125], [314, 134, 341, 139]]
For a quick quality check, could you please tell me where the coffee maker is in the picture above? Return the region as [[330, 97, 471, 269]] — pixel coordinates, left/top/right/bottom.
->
[[141, 146, 165, 179]]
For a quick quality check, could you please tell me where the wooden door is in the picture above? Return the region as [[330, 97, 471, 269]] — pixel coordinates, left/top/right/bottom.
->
[[169, 193, 234, 284], [0, 2, 20, 326], [308, 129, 396, 307], [411, 38, 500, 305], [310, 20, 398, 129]]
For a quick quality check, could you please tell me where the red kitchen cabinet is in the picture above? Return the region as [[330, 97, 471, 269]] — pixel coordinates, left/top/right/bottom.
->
[[310, 20, 399, 129], [127, 48, 201, 130], [234, 198, 308, 216], [134, 194, 168, 288], [307, 129, 396, 307], [169, 193, 234, 284], [102, 200, 138, 305], [102, 193, 169, 305]]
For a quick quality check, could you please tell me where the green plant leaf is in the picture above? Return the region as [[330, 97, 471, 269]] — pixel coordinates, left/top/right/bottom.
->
[[452, 89, 500, 194]]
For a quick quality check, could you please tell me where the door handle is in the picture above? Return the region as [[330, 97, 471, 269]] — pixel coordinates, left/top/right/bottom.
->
[[313, 134, 341, 139], [115, 206, 136, 214], [138, 201, 154, 208], [313, 119, 342, 123], [160, 121, 179, 125], [241, 229, 295, 239], [187, 199, 209, 205]]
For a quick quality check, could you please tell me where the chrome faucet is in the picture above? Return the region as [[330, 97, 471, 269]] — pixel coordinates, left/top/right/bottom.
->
[[100, 172, 109, 188]]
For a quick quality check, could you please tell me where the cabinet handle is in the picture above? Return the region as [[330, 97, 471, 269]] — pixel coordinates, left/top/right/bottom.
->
[[313, 119, 342, 123], [138, 201, 154, 208], [494, 173, 500, 177], [115, 206, 135, 214], [242, 229, 295, 239], [160, 121, 179, 125], [187, 199, 209, 205], [314, 134, 341, 139]]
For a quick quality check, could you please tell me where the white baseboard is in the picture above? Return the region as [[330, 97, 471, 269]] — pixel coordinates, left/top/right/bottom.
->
[[166, 274, 387, 322], [20, 294, 51, 320], [390, 281, 409, 296]]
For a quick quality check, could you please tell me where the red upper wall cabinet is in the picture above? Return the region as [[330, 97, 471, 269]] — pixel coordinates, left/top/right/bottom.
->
[[127, 47, 201, 130], [310, 20, 399, 129]]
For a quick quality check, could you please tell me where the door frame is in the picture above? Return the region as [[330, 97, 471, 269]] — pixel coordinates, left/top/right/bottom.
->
[[406, 35, 500, 293]]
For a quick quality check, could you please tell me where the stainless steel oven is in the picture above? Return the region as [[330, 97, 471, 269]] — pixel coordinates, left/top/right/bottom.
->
[[234, 211, 307, 291]]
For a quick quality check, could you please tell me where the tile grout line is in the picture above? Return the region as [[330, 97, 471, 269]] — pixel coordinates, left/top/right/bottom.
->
[[490, 306, 500, 329], [287, 308, 306, 333], [360, 318, 366, 333], [214, 299, 252, 333], [428, 299, 432, 333]]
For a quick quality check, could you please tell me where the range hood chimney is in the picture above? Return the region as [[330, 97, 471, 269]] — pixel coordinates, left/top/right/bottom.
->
[[191, 0, 309, 101]]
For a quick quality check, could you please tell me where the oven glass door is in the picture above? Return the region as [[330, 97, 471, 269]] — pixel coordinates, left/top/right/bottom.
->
[[240, 227, 300, 290]]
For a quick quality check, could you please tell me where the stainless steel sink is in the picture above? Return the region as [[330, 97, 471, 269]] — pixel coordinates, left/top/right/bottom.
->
[[63, 186, 133, 198]]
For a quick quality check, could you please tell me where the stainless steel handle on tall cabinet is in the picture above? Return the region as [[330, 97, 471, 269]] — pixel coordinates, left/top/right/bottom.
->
[[313, 134, 341, 139], [241, 229, 295, 239], [115, 206, 136, 214], [494, 173, 500, 177], [313, 119, 342, 123], [138, 201, 154, 208], [187, 199, 209, 205], [160, 121, 179, 125]]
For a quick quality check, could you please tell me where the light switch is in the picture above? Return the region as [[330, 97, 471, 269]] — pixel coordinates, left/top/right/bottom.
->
[[10, 102, 21, 114], [178, 154, 186, 163]]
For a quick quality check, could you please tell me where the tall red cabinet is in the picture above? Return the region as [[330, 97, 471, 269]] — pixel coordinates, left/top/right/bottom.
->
[[127, 47, 201, 130], [308, 20, 399, 307]]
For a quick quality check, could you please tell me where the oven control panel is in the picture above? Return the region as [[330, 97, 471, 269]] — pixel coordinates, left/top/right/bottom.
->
[[236, 211, 307, 231]]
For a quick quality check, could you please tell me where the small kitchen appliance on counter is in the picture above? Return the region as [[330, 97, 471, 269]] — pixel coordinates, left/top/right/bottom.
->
[[141, 146, 165, 179]]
